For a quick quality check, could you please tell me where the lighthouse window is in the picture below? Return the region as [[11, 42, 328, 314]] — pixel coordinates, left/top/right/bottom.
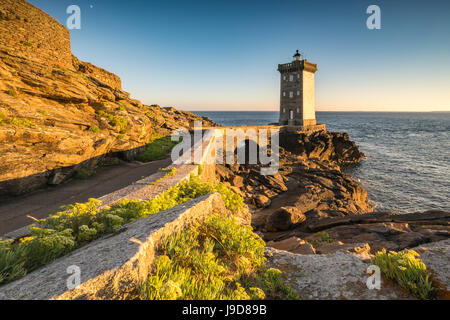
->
[[283, 91, 286, 97], [289, 91, 293, 98], [283, 108, 286, 113], [297, 74, 300, 79], [289, 75, 294, 81], [297, 108, 300, 113], [297, 91, 300, 96], [283, 75, 286, 81]]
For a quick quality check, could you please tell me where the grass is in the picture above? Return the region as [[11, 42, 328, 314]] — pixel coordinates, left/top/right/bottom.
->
[[37, 110, 48, 116], [372, 249, 434, 300], [96, 110, 128, 134], [88, 126, 100, 133], [75, 168, 95, 179], [0, 176, 244, 286], [0, 112, 36, 128], [140, 214, 299, 300], [0, 12, 6, 21], [99, 158, 120, 166], [136, 133, 180, 162], [308, 231, 334, 247], [6, 89, 17, 97]]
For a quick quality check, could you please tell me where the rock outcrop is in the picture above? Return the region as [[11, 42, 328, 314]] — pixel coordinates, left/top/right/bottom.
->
[[217, 128, 450, 282], [0, 0, 216, 197], [217, 133, 374, 235], [280, 130, 365, 165]]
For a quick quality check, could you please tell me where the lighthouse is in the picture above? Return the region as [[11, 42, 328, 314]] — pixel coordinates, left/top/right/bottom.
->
[[278, 50, 318, 127]]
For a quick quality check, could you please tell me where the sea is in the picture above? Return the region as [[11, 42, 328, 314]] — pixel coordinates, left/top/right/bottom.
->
[[192, 111, 450, 213]]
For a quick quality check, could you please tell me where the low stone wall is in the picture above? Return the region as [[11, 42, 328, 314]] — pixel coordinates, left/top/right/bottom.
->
[[0, 193, 227, 300], [0, 126, 221, 300]]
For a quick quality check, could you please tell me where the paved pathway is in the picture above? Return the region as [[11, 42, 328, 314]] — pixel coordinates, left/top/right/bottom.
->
[[0, 158, 171, 236]]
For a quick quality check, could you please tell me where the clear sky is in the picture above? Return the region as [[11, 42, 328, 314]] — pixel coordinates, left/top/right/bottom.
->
[[29, 0, 450, 112]]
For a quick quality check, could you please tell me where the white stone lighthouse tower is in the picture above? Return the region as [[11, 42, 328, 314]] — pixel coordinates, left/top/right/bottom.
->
[[278, 50, 318, 127]]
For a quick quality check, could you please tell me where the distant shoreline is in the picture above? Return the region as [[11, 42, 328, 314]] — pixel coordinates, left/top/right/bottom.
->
[[188, 110, 450, 113]]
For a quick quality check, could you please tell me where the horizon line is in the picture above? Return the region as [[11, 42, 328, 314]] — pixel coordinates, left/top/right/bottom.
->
[[182, 109, 450, 113]]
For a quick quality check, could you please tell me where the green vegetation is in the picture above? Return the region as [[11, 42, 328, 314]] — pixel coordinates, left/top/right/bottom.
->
[[9, 118, 36, 128], [117, 133, 125, 140], [88, 126, 101, 133], [0, 176, 243, 285], [0, 12, 5, 21], [372, 249, 434, 300], [136, 133, 180, 162], [6, 89, 17, 97], [75, 168, 95, 179], [23, 42, 33, 47], [37, 110, 48, 116], [0, 111, 7, 126], [0, 112, 36, 128], [140, 214, 298, 300], [308, 231, 334, 247], [99, 158, 120, 166], [96, 110, 128, 134]]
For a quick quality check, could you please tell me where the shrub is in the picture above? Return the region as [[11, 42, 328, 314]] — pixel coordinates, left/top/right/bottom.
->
[[0, 177, 244, 285], [140, 215, 298, 300], [99, 158, 120, 166], [6, 89, 17, 97], [0, 111, 7, 126], [96, 110, 128, 134], [308, 231, 334, 247], [37, 110, 48, 116], [5, 117, 36, 128], [88, 126, 100, 133], [0, 110, 36, 128], [372, 249, 434, 299], [136, 134, 180, 162], [0, 12, 5, 21], [75, 168, 95, 179]]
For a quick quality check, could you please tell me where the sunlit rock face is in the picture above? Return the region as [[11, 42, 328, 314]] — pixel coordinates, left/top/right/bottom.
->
[[0, 0, 216, 196]]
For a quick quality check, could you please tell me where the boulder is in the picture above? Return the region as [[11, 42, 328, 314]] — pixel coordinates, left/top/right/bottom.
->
[[254, 194, 271, 208], [231, 175, 244, 188], [267, 237, 316, 255], [265, 206, 306, 231]]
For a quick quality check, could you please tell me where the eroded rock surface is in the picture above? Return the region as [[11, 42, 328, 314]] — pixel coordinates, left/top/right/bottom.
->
[[265, 247, 416, 300], [0, 0, 216, 196]]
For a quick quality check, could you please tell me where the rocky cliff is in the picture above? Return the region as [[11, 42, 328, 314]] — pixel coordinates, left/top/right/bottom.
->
[[0, 0, 215, 197]]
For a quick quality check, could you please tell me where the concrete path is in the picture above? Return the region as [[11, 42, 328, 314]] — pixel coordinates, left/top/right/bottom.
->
[[0, 158, 172, 236]]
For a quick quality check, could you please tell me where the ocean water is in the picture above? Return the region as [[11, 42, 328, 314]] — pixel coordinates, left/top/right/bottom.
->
[[193, 111, 450, 213]]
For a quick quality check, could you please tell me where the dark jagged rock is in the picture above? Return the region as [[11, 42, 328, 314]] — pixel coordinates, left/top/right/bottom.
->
[[280, 130, 365, 165], [217, 129, 449, 258], [265, 206, 306, 231]]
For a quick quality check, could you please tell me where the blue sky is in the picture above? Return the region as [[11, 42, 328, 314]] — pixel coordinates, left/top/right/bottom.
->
[[29, 0, 450, 111]]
